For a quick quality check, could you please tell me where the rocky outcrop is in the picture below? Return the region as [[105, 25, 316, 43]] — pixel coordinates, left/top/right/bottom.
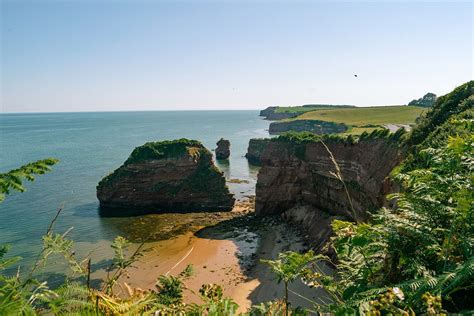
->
[[259, 106, 299, 120], [408, 92, 436, 107], [97, 139, 235, 215], [269, 120, 348, 135], [260, 106, 276, 117], [215, 138, 230, 160], [245, 138, 271, 165], [255, 136, 402, 249]]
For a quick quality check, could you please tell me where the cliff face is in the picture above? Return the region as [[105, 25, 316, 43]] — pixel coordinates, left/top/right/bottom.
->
[[97, 139, 235, 215], [245, 138, 271, 165], [260, 106, 298, 120], [269, 120, 348, 135], [255, 138, 401, 248]]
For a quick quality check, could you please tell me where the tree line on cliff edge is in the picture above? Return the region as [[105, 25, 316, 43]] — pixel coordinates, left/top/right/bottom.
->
[[0, 81, 473, 315]]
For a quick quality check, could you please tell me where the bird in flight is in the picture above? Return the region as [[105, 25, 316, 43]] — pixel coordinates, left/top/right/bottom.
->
[[354, 74, 358, 78]]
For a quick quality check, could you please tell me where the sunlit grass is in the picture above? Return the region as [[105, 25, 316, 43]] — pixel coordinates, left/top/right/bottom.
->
[[294, 105, 425, 126]]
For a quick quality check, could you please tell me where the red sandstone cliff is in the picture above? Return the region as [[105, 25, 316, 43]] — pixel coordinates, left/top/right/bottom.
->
[[255, 137, 402, 248], [97, 139, 234, 215]]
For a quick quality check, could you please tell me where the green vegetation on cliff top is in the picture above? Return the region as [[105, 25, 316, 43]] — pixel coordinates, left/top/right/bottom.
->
[[293, 105, 424, 126], [124, 139, 204, 165], [270, 105, 424, 135], [407, 81, 474, 147], [273, 104, 354, 113], [275, 128, 406, 146]]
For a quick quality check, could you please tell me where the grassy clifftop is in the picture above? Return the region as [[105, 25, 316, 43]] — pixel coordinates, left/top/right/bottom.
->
[[295, 105, 424, 125], [273, 104, 354, 114], [124, 139, 205, 165], [266, 104, 425, 135], [292, 105, 424, 135]]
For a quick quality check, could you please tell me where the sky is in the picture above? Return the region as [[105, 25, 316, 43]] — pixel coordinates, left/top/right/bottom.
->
[[0, 1, 473, 113]]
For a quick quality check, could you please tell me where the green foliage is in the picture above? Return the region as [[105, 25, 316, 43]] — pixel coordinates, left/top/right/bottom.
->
[[276, 128, 406, 147], [124, 138, 203, 165], [274, 104, 354, 114], [408, 80, 474, 147], [311, 123, 473, 314], [249, 299, 309, 315], [155, 265, 193, 305], [190, 283, 239, 315], [0, 245, 20, 271], [102, 236, 145, 294], [198, 283, 223, 301], [262, 251, 321, 314], [262, 250, 318, 288], [0, 158, 58, 202], [41, 231, 87, 276], [408, 92, 437, 107], [37, 282, 95, 314], [0, 228, 88, 315], [156, 274, 185, 305], [297, 104, 424, 124]]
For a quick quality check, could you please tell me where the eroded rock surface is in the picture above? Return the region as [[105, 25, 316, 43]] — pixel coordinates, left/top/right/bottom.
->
[[97, 139, 235, 215], [255, 137, 401, 249], [245, 138, 271, 165]]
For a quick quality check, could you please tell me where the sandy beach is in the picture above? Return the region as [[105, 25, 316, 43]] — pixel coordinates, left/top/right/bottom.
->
[[94, 198, 332, 313]]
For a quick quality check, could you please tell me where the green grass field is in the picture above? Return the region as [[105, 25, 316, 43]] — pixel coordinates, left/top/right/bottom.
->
[[293, 105, 425, 134], [274, 104, 354, 113]]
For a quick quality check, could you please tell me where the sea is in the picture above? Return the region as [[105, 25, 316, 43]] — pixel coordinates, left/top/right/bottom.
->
[[0, 111, 269, 277]]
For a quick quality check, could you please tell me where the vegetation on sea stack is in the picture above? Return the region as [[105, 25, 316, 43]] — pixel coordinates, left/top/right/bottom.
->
[[125, 138, 203, 165], [97, 139, 234, 213]]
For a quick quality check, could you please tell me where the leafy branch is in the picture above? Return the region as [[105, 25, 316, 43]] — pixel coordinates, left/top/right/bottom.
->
[[0, 158, 59, 202]]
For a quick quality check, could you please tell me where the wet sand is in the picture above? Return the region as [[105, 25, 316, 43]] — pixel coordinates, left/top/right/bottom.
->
[[93, 198, 332, 312]]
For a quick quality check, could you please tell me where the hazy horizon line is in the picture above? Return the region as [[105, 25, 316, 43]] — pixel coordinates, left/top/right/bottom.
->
[[0, 103, 414, 115]]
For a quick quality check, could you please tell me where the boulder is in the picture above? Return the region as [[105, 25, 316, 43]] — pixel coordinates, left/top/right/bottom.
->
[[97, 139, 235, 215]]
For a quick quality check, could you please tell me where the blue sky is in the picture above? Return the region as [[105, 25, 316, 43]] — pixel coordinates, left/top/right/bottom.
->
[[1, 1, 472, 113]]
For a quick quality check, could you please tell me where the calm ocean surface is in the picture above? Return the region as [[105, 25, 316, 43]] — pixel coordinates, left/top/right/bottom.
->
[[0, 111, 269, 273]]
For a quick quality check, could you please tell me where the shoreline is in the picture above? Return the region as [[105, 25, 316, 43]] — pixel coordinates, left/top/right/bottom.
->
[[90, 198, 330, 311]]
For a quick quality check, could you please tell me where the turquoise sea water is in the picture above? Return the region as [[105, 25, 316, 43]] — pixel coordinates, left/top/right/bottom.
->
[[0, 111, 269, 274]]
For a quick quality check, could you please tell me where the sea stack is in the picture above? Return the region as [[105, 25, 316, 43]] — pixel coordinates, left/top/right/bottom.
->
[[215, 138, 230, 160], [97, 139, 235, 215]]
